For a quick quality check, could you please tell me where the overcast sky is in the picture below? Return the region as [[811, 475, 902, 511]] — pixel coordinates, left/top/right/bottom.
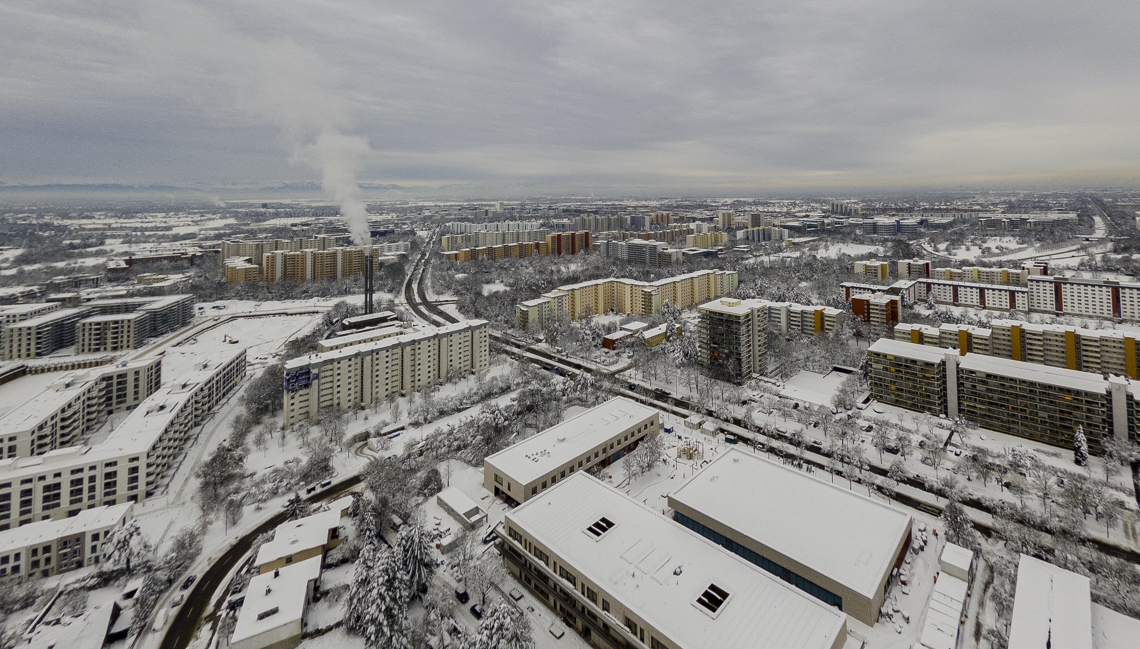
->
[[2, 0, 1138, 195]]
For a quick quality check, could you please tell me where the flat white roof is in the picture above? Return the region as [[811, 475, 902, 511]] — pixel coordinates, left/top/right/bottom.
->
[[1008, 555, 1091, 649], [231, 556, 322, 645], [10, 307, 91, 328], [484, 397, 657, 486], [0, 503, 132, 554], [959, 353, 1108, 394], [437, 486, 483, 521], [668, 448, 911, 599], [868, 338, 948, 365], [316, 323, 409, 350], [1092, 603, 1140, 649], [505, 473, 846, 649], [255, 496, 352, 566]]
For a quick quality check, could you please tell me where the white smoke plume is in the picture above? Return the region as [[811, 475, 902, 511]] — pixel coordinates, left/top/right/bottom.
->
[[140, 1, 374, 244]]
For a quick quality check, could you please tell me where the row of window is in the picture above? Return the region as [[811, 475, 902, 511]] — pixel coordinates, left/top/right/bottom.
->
[[673, 512, 844, 611]]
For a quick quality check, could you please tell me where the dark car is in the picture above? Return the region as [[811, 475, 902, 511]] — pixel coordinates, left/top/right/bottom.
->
[[180, 575, 196, 591], [629, 383, 640, 390], [482, 529, 498, 544], [654, 388, 671, 396], [885, 444, 900, 455], [455, 588, 469, 604], [470, 604, 484, 620]]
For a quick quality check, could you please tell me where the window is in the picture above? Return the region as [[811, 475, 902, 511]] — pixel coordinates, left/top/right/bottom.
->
[[494, 474, 503, 486], [586, 517, 616, 539], [696, 584, 730, 615], [586, 587, 597, 604], [559, 566, 577, 587]]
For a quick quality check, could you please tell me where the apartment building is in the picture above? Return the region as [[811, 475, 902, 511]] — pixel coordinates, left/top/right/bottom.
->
[[224, 258, 262, 284], [0, 358, 162, 458], [669, 449, 912, 625], [853, 260, 890, 281], [282, 321, 489, 428], [851, 293, 901, 329], [897, 259, 931, 279], [514, 270, 738, 332], [0, 503, 131, 582], [0, 303, 61, 326], [46, 275, 102, 293], [684, 231, 728, 249], [0, 348, 244, 530], [867, 339, 1134, 453], [315, 323, 412, 352], [867, 339, 950, 415], [441, 229, 548, 252], [896, 319, 1139, 379], [75, 313, 147, 353], [441, 232, 588, 264], [483, 397, 658, 505], [895, 323, 994, 356], [498, 473, 848, 649], [2, 308, 92, 360], [698, 298, 767, 383], [737, 226, 789, 243], [1027, 275, 1140, 321]]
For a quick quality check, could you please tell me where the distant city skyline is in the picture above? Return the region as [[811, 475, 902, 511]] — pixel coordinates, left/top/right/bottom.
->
[[3, 1, 1139, 194]]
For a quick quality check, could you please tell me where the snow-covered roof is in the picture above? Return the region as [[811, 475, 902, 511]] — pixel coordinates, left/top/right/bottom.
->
[[918, 566, 968, 649], [668, 449, 911, 599], [939, 543, 973, 581], [505, 473, 847, 649], [484, 397, 658, 486], [231, 556, 322, 646], [10, 307, 91, 328], [436, 486, 485, 525], [80, 311, 147, 323], [255, 497, 352, 567], [24, 601, 116, 649], [1092, 603, 1140, 649], [0, 503, 132, 554], [867, 339, 948, 365], [958, 353, 1108, 394], [1008, 555, 1091, 649], [621, 321, 649, 332], [520, 298, 548, 307]]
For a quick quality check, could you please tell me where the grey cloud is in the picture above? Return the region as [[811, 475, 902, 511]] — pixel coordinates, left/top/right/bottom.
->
[[1, 0, 1138, 194]]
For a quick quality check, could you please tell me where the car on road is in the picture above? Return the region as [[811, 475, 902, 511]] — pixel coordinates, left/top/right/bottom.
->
[[455, 587, 469, 604], [170, 594, 185, 608], [470, 604, 484, 620], [180, 575, 196, 591], [629, 383, 639, 390], [654, 388, 671, 396]]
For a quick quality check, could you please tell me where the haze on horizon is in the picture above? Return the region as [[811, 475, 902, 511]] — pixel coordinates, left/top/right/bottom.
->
[[2, 0, 1139, 196]]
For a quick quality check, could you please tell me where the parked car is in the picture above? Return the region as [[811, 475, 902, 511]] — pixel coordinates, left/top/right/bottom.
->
[[455, 588, 469, 604], [482, 529, 497, 544], [885, 444, 900, 455], [170, 594, 185, 608], [470, 604, 484, 620], [629, 383, 640, 390], [180, 575, 196, 591], [654, 388, 671, 396]]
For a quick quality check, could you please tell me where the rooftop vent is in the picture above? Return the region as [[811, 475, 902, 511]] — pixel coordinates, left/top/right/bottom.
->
[[696, 584, 730, 615], [586, 517, 615, 538], [256, 607, 279, 621]]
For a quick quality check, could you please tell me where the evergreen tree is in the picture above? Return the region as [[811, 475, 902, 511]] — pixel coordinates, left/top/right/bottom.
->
[[283, 492, 310, 521], [1074, 426, 1090, 467], [102, 520, 153, 574], [368, 548, 411, 649], [345, 542, 377, 634], [396, 522, 435, 597], [475, 601, 534, 649]]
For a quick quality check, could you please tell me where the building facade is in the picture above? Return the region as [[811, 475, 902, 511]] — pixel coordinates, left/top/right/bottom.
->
[[483, 398, 658, 504], [0, 503, 131, 582], [283, 321, 489, 428]]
